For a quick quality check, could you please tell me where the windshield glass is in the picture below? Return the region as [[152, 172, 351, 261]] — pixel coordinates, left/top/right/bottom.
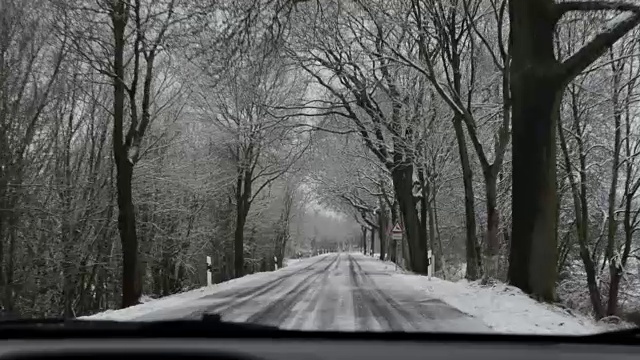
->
[[1, 0, 639, 335]]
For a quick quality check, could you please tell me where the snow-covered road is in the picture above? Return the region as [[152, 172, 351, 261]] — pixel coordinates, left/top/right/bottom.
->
[[130, 253, 490, 332]]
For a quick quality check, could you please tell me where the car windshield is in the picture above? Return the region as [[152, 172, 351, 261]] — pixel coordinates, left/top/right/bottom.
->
[[1, 0, 639, 335]]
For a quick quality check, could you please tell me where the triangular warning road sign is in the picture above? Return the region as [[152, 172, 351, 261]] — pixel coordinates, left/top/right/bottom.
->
[[391, 223, 402, 234]]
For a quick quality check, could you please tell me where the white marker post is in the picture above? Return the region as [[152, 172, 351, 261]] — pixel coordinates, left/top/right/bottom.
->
[[427, 249, 433, 280], [274, 256, 278, 270], [206, 256, 212, 286]]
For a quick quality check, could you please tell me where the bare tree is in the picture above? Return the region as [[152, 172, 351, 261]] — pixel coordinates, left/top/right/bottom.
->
[[509, 0, 640, 301], [0, 0, 68, 312], [195, 51, 310, 277]]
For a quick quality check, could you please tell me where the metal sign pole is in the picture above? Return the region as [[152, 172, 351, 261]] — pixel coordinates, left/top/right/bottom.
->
[[394, 240, 398, 271], [401, 237, 404, 269]]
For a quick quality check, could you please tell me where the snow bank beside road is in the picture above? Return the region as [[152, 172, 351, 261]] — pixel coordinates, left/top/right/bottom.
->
[[82, 285, 226, 321], [355, 255, 606, 334], [416, 278, 604, 334]]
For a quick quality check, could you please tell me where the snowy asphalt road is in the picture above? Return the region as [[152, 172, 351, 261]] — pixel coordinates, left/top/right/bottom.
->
[[134, 253, 491, 332]]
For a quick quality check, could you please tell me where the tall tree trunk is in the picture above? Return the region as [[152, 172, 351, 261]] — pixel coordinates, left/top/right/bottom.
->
[[370, 226, 375, 255], [389, 201, 398, 263], [234, 168, 252, 278], [605, 59, 623, 316], [391, 165, 428, 274], [0, 211, 4, 310], [0, 191, 16, 312], [2, 207, 17, 312], [509, 77, 560, 301], [115, 161, 141, 308], [112, 1, 141, 308], [483, 172, 500, 282], [361, 226, 367, 254], [389, 239, 397, 263], [419, 169, 428, 262], [453, 116, 480, 280], [508, 1, 559, 301], [378, 199, 388, 261], [425, 180, 441, 273], [234, 202, 247, 278]]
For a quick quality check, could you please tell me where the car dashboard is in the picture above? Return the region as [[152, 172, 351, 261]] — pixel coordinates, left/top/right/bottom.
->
[[1, 336, 639, 360], [0, 320, 637, 360]]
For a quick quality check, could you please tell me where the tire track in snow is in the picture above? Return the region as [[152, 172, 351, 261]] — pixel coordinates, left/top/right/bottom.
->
[[206, 254, 332, 300], [287, 253, 342, 330], [245, 254, 340, 326], [350, 255, 415, 330], [182, 255, 335, 319], [348, 254, 406, 331], [350, 254, 474, 331]]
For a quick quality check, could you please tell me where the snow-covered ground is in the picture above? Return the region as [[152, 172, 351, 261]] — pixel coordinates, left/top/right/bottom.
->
[[395, 277, 606, 334], [283, 258, 305, 268], [83, 253, 337, 321], [346, 256, 610, 334], [82, 252, 615, 335]]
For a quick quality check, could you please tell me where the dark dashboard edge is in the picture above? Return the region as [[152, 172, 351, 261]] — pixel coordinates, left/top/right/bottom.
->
[[0, 328, 637, 345]]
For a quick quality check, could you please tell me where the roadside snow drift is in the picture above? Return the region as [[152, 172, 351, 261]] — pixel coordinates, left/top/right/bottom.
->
[[392, 276, 605, 334]]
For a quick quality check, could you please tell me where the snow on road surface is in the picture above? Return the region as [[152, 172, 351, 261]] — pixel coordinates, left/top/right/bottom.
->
[[82, 253, 336, 322], [83, 253, 606, 334]]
